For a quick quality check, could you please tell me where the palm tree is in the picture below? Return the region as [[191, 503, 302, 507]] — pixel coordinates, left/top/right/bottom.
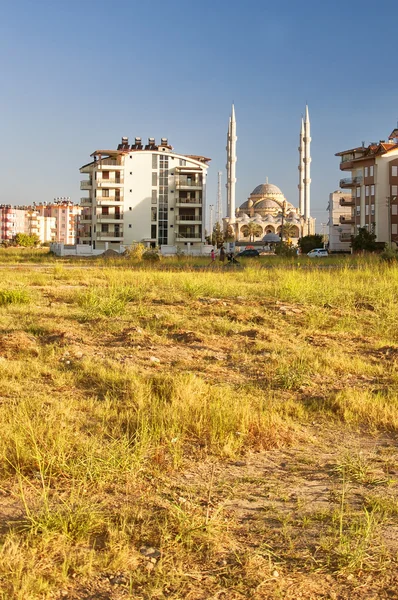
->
[[281, 222, 298, 240], [241, 222, 263, 242]]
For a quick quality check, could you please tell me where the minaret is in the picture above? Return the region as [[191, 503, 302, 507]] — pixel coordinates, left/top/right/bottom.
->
[[226, 116, 231, 217], [303, 105, 311, 232], [226, 104, 237, 223], [298, 117, 305, 216]]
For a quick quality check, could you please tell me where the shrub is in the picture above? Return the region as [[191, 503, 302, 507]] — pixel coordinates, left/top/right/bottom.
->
[[142, 249, 161, 261], [380, 246, 398, 263], [0, 289, 30, 305]]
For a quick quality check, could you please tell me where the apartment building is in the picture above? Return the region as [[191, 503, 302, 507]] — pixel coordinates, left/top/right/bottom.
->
[[0, 205, 27, 241], [335, 127, 398, 245], [79, 136, 210, 251], [24, 209, 56, 243], [35, 199, 82, 244], [327, 191, 353, 252]]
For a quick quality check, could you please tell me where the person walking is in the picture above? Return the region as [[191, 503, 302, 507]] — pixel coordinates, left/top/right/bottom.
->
[[210, 248, 216, 262]]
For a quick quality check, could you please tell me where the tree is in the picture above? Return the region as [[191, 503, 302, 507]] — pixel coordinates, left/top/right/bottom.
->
[[212, 222, 224, 248], [298, 234, 324, 254], [224, 224, 235, 242], [241, 222, 263, 242], [14, 233, 41, 247], [281, 222, 298, 240], [351, 227, 377, 252]]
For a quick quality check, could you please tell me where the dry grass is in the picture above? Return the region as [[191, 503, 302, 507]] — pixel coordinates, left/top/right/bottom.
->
[[0, 253, 398, 599]]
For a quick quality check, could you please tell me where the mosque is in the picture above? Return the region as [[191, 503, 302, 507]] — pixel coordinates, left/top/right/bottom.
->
[[223, 106, 315, 244]]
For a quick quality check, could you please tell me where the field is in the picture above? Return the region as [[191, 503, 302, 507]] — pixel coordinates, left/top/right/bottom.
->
[[1, 249, 398, 599]]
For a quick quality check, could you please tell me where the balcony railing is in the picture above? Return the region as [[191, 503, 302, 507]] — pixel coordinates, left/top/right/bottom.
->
[[176, 215, 202, 221], [339, 197, 355, 207], [175, 198, 202, 204], [80, 180, 92, 190], [175, 177, 203, 189], [175, 233, 202, 240], [95, 158, 123, 167], [96, 233, 123, 240], [97, 178, 124, 186], [340, 232, 352, 241], [339, 215, 354, 224], [96, 214, 123, 221], [340, 176, 362, 188]]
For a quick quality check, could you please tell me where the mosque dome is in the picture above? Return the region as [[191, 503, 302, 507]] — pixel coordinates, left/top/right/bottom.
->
[[251, 183, 283, 196], [255, 199, 280, 210]]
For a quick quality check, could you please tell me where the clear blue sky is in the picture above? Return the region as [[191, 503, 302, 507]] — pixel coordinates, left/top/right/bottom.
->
[[1, 0, 397, 229]]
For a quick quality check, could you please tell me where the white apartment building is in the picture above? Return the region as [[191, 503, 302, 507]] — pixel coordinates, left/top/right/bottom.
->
[[36, 199, 82, 245], [25, 209, 56, 243], [79, 136, 210, 251], [327, 191, 353, 252]]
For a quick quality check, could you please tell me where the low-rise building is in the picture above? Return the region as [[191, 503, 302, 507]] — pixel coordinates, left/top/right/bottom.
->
[[327, 191, 353, 252], [79, 136, 210, 252], [35, 199, 82, 244], [0, 205, 27, 242]]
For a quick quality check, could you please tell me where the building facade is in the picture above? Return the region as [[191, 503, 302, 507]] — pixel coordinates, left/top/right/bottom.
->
[[327, 191, 352, 252], [79, 137, 210, 251], [336, 127, 398, 245], [36, 199, 81, 245], [0, 205, 26, 241]]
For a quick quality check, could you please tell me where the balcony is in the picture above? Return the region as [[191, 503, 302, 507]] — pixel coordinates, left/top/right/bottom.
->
[[80, 180, 92, 190], [96, 159, 123, 169], [176, 214, 202, 224], [339, 215, 354, 225], [339, 197, 355, 207], [175, 177, 203, 190], [96, 215, 123, 223], [80, 215, 92, 224], [96, 233, 124, 241], [96, 197, 123, 206], [80, 197, 92, 206], [340, 176, 362, 189], [175, 233, 202, 241], [97, 178, 124, 187], [175, 197, 203, 207], [339, 232, 352, 241]]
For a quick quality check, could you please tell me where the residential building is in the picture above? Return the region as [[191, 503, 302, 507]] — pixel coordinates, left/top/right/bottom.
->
[[25, 209, 56, 243], [327, 191, 353, 252], [0, 205, 27, 241], [79, 137, 210, 251], [35, 199, 82, 244], [335, 127, 398, 245]]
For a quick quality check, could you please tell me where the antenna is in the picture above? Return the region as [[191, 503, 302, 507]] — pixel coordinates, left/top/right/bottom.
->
[[216, 171, 222, 229]]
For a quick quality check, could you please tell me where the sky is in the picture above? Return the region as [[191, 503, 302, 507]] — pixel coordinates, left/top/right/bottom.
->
[[1, 0, 398, 230]]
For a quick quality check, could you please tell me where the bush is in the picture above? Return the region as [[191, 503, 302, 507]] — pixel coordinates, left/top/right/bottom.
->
[[298, 234, 324, 254], [142, 249, 161, 261], [380, 246, 398, 263], [275, 243, 297, 257], [125, 243, 145, 260], [0, 289, 30, 305]]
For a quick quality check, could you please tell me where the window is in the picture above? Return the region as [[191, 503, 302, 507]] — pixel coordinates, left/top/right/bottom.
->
[[392, 205, 398, 215], [151, 224, 157, 239], [365, 186, 369, 196], [371, 185, 375, 195], [129, 207, 132, 211], [370, 166, 374, 177], [371, 204, 375, 216], [356, 187, 361, 198], [152, 172, 157, 186], [151, 207, 157, 222], [364, 167, 368, 177], [392, 185, 398, 196], [130, 172, 132, 175], [365, 205, 369, 215], [356, 206, 360, 215], [152, 154, 158, 169], [179, 159, 186, 166], [102, 224, 109, 233], [128, 224, 132, 228], [392, 166, 398, 177], [102, 189, 109, 197], [102, 171, 110, 180], [393, 224, 398, 235], [152, 190, 157, 204]]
